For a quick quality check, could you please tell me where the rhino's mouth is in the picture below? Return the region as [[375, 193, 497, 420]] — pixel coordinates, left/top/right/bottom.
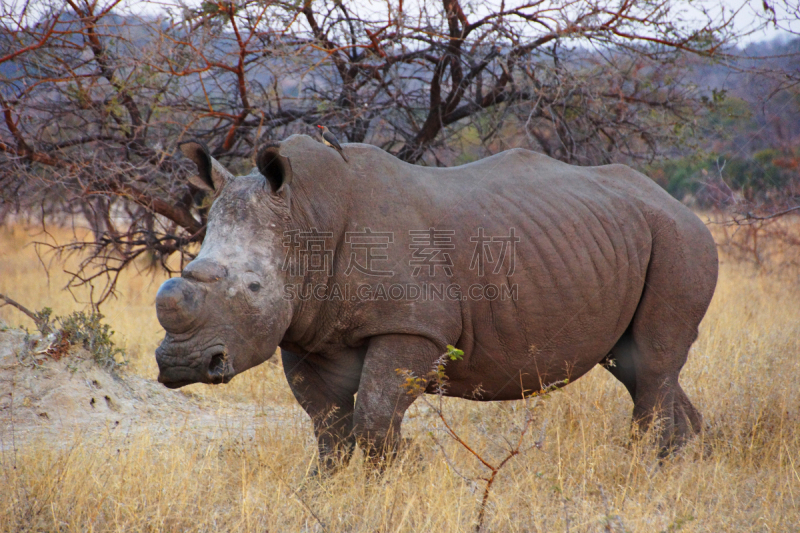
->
[[161, 379, 194, 390], [157, 343, 233, 388]]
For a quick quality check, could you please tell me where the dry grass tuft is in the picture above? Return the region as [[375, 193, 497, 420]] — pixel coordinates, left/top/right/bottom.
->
[[2, 224, 799, 532]]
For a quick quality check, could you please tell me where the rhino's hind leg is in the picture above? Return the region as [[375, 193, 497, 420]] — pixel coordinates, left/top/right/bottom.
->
[[605, 327, 703, 454], [675, 382, 703, 434], [605, 217, 716, 454]]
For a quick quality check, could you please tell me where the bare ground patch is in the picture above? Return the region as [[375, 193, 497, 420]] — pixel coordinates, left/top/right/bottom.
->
[[0, 328, 306, 452]]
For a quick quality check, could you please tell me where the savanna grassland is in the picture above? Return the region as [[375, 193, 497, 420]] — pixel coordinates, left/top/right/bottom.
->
[[1, 223, 799, 532]]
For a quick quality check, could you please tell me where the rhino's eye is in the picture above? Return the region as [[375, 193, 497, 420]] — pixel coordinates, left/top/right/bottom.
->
[[248, 282, 261, 292]]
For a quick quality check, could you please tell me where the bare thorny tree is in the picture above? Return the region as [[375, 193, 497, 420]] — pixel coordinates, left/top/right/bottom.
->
[[0, 0, 797, 306]]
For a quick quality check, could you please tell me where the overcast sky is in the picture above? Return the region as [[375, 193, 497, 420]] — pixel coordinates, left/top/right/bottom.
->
[[719, 0, 799, 42], [116, 0, 799, 44]]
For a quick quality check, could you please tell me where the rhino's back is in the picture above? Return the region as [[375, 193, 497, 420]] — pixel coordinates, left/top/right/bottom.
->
[[418, 148, 678, 218], [403, 150, 706, 398]]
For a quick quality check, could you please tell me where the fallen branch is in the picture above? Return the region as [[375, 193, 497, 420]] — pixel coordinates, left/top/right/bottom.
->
[[0, 293, 52, 334]]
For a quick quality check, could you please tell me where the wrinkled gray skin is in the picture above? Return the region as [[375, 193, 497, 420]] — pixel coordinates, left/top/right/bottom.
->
[[155, 135, 718, 468]]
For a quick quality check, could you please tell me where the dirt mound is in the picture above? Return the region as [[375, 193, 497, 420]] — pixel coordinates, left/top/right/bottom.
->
[[0, 326, 291, 449]]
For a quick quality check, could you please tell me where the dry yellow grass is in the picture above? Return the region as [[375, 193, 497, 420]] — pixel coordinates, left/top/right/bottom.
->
[[1, 223, 799, 532]]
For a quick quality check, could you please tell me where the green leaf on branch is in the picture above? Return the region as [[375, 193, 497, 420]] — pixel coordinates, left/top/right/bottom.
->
[[446, 345, 463, 361]]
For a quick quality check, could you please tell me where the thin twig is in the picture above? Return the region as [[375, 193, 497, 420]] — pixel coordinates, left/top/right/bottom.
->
[[411, 355, 560, 533], [264, 463, 328, 533]]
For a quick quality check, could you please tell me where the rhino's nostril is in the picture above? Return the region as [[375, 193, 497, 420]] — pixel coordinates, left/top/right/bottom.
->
[[208, 351, 227, 382]]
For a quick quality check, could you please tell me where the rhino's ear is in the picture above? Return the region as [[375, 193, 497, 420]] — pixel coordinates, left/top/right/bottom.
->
[[179, 140, 233, 192], [256, 144, 293, 195]]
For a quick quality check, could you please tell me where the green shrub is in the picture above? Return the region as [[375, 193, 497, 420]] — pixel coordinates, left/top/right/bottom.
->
[[56, 311, 126, 370], [646, 149, 798, 206]]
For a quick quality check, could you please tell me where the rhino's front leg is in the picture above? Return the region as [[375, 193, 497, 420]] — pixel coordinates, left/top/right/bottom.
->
[[281, 348, 362, 472], [353, 334, 440, 464]]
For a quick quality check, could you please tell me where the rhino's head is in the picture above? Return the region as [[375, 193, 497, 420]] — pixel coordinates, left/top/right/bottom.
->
[[155, 141, 295, 388]]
